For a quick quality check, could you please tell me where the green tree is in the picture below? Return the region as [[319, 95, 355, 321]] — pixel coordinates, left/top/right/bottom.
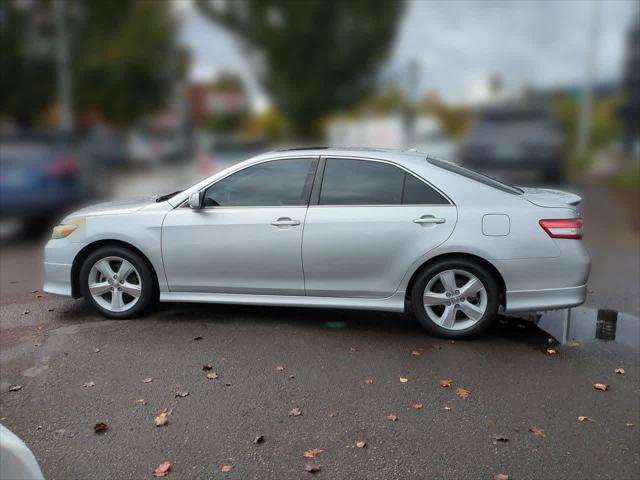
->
[[196, 0, 405, 137]]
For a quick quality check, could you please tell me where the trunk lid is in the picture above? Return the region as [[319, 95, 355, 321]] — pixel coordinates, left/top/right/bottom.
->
[[519, 187, 582, 208]]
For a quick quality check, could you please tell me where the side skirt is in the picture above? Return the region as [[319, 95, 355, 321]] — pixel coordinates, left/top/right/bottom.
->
[[159, 291, 406, 313]]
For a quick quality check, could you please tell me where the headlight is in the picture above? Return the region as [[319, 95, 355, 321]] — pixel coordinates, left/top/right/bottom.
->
[[51, 224, 77, 239]]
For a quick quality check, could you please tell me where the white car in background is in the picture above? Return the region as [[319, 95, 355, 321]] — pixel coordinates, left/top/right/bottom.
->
[[43, 148, 590, 338]]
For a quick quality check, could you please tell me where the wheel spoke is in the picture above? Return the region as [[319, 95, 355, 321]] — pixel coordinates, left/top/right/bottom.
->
[[459, 277, 484, 298], [423, 291, 449, 306], [439, 271, 457, 294], [117, 260, 134, 281], [459, 301, 484, 321], [110, 290, 124, 311], [439, 305, 457, 329], [121, 282, 141, 298], [95, 260, 116, 279], [89, 282, 111, 297]]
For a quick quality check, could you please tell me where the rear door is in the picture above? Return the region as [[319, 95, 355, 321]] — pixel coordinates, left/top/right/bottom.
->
[[302, 157, 456, 298]]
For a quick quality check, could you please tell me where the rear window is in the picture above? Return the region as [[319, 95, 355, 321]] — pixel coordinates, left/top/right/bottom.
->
[[427, 157, 523, 195]]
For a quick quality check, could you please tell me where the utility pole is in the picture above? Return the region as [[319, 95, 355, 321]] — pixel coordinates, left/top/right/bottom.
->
[[54, 0, 73, 132], [575, 0, 601, 157]]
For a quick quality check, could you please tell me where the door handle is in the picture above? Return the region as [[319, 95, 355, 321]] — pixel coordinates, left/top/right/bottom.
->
[[413, 216, 446, 225], [271, 217, 301, 227]]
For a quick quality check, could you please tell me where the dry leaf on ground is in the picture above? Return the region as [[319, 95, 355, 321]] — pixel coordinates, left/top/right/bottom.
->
[[439, 379, 452, 388], [93, 348, 100, 353], [94, 422, 108, 433], [412, 403, 424, 410], [444, 405, 452, 411], [154, 410, 172, 427], [136, 399, 147, 405], [253, 435, 264, 444], [577, 416, 593, 423], [356, 441, 366, 448], [143, 377, 153, 384], [8, 385, 22, 392], [221, 465, 233, 473], [546, 348, 557, 355], [614, 367, 625, 375], [193, 336, 203, 341], [400, 377, 409, 383], [206, 372, 219, 380], [152, 462, 171, 477], [456, 387, 471, 399], [411, 350, 421, 356], [593, 383, 609, 391], [276, 365, 284, 371], [494, 474, 509, 480], [528, 425, 546, 439], [304, 464, 321, 473], [175, 386, 189, 398], [83, 381, 95, 389], [387, 413, 398, 421], [289, 407, 302, 417], [364, 378, 373, 384], [202, 364, 213, 370], [303, 448, 323, 458], [626, 422, 634, 427]]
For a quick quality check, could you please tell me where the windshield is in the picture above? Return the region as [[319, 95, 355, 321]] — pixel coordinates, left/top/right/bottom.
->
[[427, 157, 523, 195]]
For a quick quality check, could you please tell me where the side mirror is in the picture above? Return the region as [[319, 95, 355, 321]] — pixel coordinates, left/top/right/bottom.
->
[[188, 192, 202, 209]]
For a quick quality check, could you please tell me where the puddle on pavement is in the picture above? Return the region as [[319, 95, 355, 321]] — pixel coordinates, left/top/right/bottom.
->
[[530, 306, 640, 351]]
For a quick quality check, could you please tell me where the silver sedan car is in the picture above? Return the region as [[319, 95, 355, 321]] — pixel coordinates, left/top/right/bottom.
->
[[43, 148, 591, 338]]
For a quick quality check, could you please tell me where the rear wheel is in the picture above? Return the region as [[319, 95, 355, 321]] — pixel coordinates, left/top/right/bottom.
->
[[411, 258, 500, 338], [79, 246, 156, 319]]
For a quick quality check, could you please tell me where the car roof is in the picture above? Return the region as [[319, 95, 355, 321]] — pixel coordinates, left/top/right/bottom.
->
[[259, 147, 433, 165]]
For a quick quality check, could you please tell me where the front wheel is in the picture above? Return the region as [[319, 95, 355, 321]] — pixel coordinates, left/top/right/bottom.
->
[[79, 246, 156, 319], [411, 259, 500, 339]]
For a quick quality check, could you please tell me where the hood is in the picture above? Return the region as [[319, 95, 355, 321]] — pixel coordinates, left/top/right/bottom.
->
[[66, 196, 157, 218], [519, 187, 582, 208]]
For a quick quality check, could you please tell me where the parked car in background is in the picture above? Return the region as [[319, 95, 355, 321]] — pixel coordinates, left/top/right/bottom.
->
[[84, 126, 129, 168], [43, 148, 590, 339], [0, 132, 88, 231], [459, 104, 565, 184]]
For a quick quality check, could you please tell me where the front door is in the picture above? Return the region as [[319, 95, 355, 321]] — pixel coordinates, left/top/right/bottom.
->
[[302, 157, 456, 297], [162, 157, 317, 295]]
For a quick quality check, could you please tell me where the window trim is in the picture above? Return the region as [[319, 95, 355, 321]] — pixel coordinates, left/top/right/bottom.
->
[[309, 156, 454, 207], [187, 156, 320, 209]]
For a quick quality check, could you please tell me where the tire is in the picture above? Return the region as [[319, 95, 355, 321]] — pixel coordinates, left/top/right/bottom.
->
[[79, 245, 156, 319], [411, 258, 500, 339]]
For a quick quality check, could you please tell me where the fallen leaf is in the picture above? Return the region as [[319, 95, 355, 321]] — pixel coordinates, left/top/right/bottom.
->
[[288, 374, 295, 379], [202, 364, 213, 370], [456, 387, 471, 399], [577, 416, 592, 423], [399, 377, 409, 383], [528, 426, 546, 439], [36, 294, 43, 298], [289, 407, 302, 417], [444, 405, 452, 411], [94, 422, 108, 433], [412, 403, 424, 410], [494, 474, 509, 480], [304, 464, 321, 473], [567, 341, 580, 347], [83, 381, 95, 389], [175, 386, 189, 398], [153, 461, 171, 477], [221, 465, 233, 473], [349, 347, 358, 352], [8, 385, 22, 392], [439, 379, 453, 388], [47, 308, 55, 312], [593, 383, 609, 391], [546, 348, 557, 355], [253, 434, 265, 444], [154, 410, 172, 427], [276, 365, 285, 372], [224, 382, 231, 387], [206, 372, 219, 380], [411, 350, 421, 356], [614, 367, 625, 375], [303, 448, 323, 458], [143, 377, 153, 384], [363, 378, 374, 384], [626, 421, 634, 427], [494, 436, 509, 443], [31, 289, 39, 293], [387, 413, 398, 421], [193, 336, 203, 341], [136, 399, 147, 405], [356, 441, 366, 448], [93, 348, 100, 353]]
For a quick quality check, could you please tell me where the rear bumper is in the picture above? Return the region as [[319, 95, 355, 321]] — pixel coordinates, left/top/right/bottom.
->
[[504, 284, 587, 313]]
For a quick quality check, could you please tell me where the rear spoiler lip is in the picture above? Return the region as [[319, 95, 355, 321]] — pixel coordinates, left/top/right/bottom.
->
[[517, 187, 582, 209]]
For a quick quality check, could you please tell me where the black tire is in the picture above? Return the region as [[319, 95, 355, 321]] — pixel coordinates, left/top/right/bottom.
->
[[79, 245, 156, 319], [410, 258, 500, 339]]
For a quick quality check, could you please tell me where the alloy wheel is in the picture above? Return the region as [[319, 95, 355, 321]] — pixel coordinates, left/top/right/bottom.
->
[[88, 256, 142, 313]]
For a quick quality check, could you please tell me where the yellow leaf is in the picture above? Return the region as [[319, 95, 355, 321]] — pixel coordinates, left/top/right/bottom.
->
[[577, 416, 590, 422], [363, 378, 373, 384], [411, 350, 421, 356], [399, 377, 409, 383], [387, 413, 398, 421], [412, 403, 423, 410], [593, 383, 609, 391], [276, 365, 284, 372], [356, 441, 366, 448], [528, 425, 546, 439], [444, 405, 451, 411], [303, 448, 323, 458], [154, 410, 172, 427], [456, 387, 471, 399], [546, 348, 557, 355], [614, 367, 625, 375], [439, 379, 452, 388]]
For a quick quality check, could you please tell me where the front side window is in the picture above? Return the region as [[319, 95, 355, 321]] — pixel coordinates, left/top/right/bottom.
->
[[319, 158, 449, 205], [203, 158, 316, 207]]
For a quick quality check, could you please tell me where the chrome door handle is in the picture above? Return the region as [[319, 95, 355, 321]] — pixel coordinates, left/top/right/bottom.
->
[[413, 216, 446, 225], [271, 217, 301, 227]]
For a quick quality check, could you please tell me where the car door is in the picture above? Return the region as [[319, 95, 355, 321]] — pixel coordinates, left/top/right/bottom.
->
[[302, 157, 456, 298], [162, 157, 318, 295]]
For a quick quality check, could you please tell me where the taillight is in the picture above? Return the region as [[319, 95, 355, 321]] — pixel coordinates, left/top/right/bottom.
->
[[48, 155, 77, 176], [539, 218, 583, 239]]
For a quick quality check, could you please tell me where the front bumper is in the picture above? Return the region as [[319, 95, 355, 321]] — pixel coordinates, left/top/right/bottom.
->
[[42, 238, 83, 298]]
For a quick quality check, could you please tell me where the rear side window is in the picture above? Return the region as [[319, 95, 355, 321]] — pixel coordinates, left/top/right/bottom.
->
[[320, 159, 404, 205], [428, 157, 523, 195], [319, 158, 449, 205], [203, 158, 316, 207]]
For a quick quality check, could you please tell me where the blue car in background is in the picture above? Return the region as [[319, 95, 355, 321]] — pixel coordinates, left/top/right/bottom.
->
[[0, 132, 88, 231]]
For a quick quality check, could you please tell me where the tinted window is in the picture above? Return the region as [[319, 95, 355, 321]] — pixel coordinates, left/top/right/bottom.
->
[[402, 173, 448, 204], [319, 159, 404, 205], [203, 158, 315, 207], [428, 157, 523, 195]]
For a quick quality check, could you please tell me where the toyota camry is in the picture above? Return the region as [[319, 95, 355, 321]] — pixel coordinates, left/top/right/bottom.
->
[[43, 148, 591, 338]]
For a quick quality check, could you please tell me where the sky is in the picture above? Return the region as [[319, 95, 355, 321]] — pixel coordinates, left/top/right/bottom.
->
[[175, 0, 638, 109]]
